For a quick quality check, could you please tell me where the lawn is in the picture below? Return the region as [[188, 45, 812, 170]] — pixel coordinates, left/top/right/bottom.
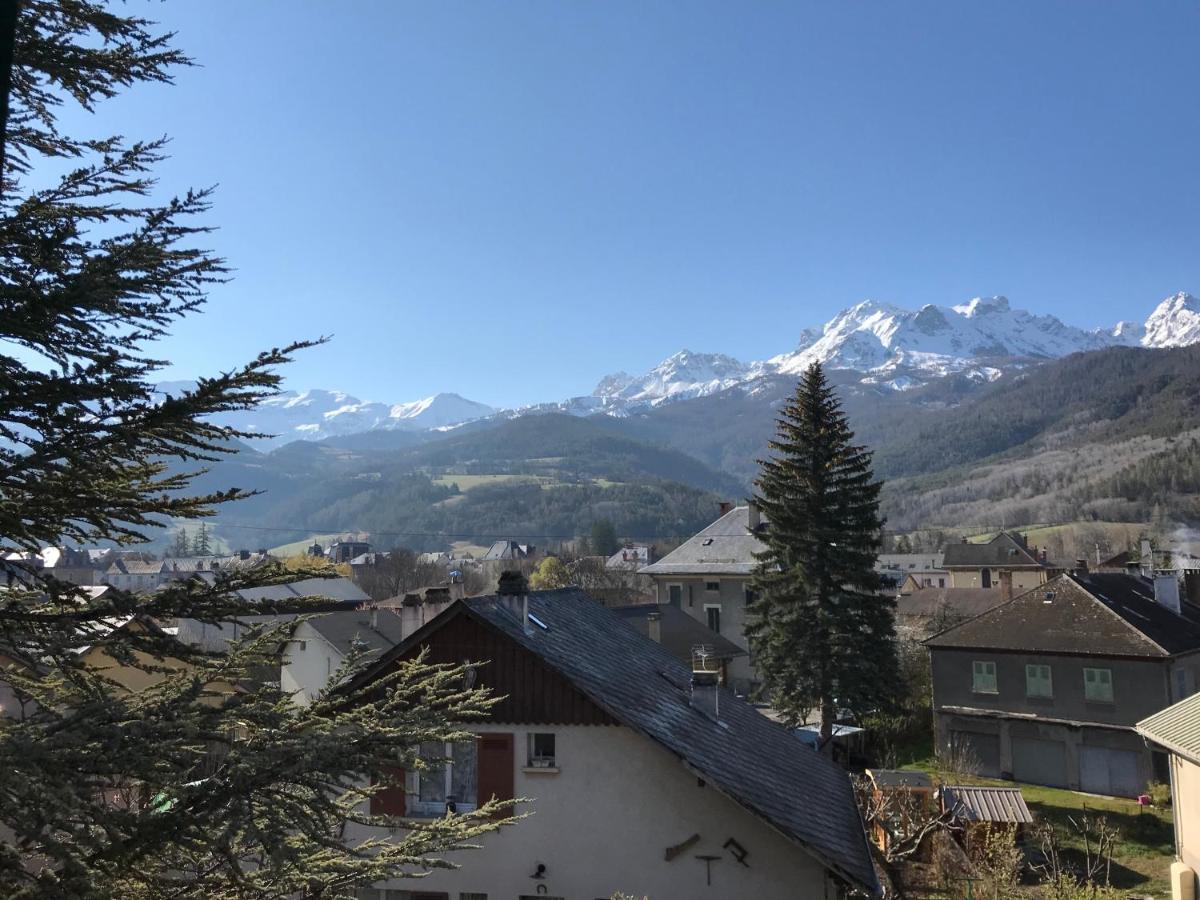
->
[[432, 473, 548, 491]]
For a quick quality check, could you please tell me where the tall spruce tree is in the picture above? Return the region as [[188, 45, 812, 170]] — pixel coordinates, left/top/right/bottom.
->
[[0, 4, 509, 897], [746, 363, 899, 741]]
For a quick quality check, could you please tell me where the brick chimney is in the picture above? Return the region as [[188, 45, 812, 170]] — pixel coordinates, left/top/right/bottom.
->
[[998, 569, 1013, 602]]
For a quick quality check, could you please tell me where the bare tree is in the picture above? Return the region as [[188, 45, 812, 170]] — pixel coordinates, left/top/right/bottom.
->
[[356, 547, 445, 601]]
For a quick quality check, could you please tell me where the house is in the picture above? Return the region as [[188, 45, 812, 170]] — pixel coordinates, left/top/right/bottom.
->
[[605, 544, 654, 571], [876, 553, 948, 593], [281, 606, 407, 705], [329, 539, 372, 564], [609, 602, 745, 682], [926, 570, 1200, 797], [641, 503, 765, 693], [104, 551, 272, 592], [895, 587, 1004, 638], [344, 587, 880, 899], [479, 540, 536, 562], [1135, 691, 1200, 900], [941, 532, 1052, 592], [175, 576, 369, 653]]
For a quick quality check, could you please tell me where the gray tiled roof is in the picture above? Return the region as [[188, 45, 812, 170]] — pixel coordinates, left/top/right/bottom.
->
[[1137, 691, 1200, 765], [942, 532, 1043, 569], [610, 603, 746, 664], [640, 506, 764, 576], [374, 588, 878, 894], [234, 576, 369, 605], [307, 607, 407, 658], [897, 587, 1005, 620], [926, 573, 1200, 658]]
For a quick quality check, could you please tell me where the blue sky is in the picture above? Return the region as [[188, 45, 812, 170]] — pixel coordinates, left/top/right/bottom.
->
[[65, 1, 1200, 407]]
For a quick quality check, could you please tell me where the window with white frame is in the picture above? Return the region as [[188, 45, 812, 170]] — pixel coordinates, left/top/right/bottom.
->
[[527, 732, 555, 768], [1083, 667, 1113, 703], [972, 660, 997, 694], [410, 741, 477, 817], [704, 604, 721, 634], [1025, 663, 1053, 698]]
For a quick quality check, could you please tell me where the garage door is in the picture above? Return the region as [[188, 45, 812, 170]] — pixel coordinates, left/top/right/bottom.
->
[[1012, 737, 1068, 788], [1080, 746, 1142, 797], [949, 730, 1000, 777]]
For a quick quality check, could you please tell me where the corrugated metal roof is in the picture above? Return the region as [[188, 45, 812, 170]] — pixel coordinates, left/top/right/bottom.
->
[[941, 785, 1033, 823], [1136, 691, 1200, 764]]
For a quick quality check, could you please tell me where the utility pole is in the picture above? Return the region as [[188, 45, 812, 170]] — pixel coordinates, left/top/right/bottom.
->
[[0, 0, 18, 198]]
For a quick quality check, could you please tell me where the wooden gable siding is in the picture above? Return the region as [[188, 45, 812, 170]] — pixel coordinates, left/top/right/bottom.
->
[[400, 610, 616, 725]]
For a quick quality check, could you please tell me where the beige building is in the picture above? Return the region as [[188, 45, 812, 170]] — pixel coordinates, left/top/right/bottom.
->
[[1137, 692, 1200, 900], [942, 532, 1052, 592], [641, 504, 764, 694], [345, 587, 880, 900]]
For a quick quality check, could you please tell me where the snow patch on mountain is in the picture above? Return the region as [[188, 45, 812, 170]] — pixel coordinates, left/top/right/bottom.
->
[[1142, 292, 1200, 348], [593, 350, 751, 405]]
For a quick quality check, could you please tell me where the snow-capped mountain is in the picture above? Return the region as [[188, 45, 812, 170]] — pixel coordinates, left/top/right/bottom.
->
[[162, 387, 495, 448], [165, 291, 1200, 449], [1142, 292, 1200, 348], [593, 350, 751, 405]]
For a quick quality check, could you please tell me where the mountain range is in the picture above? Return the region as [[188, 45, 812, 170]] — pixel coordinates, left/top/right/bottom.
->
[[188, 292, 1200, 448]]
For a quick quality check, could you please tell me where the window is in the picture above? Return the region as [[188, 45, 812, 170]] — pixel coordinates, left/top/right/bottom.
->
[[667, 584, 682, 607], [705, 604, 721, 634], [410, 741, 478, 817], [744, 587, 757, 605], [980, 568, 992, 588], [705, 580, 720, 592], [1025, 664, 1053, 698], [1084, 667, 1113, 703], [938, 577, 946, 588], [527, 732, 555, 768], [972, 660, 997, 694]]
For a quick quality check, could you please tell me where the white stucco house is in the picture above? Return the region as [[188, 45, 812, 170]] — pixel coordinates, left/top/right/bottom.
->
[[343, 587, 880, 900], [281, 606, 406, 705]]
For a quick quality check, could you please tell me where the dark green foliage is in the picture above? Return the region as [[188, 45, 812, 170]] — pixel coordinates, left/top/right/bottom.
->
[[0, 4, 509, 896], [747, 364, 899, 737], [589, 519, 619, 557], [190, 521, 211, 556]]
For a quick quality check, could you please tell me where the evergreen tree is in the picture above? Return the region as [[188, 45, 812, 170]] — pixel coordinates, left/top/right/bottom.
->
[[167, 526, 190, 558], [0, 4, 509, 896], [746, 363, 899, 740], [191, 521, 211, 556], [589, 519, 619, 557]]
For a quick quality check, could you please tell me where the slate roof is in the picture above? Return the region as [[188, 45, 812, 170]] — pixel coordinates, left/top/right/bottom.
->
[[640, 505, 764, 576], [307, 607, 407, 658], [926, 573, 1200, 658], [479, 541, 534, 561], [233, 576, 369, 606], [610, 603, 746, 664], [897, 587, 1005, 620], [1137, 691, 1200, 765], [942, 532, 1043, 569], [605, 546, 652, 570], [868, 769, 932, 789], [357, 588, 878, 894], [941, 786, 1032, 824]]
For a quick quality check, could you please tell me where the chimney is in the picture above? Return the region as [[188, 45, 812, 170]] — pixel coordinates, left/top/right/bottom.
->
[[1155, 573, 1182, 616], [718, 501, 733, 518], [1141, 539, 1154, 575], [369, 606, 379, 630], [1039, 548, 1048, 563], [238, 549, 250, 560], [689, 644, 721, 721], [1074, 558, 1088, 575], [999, 569, 1013, 602], [1185, 570, 1200, 607], [497, 570, 531, 634], [747, 501, 760, 532], [646, 610, 662, 644]]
